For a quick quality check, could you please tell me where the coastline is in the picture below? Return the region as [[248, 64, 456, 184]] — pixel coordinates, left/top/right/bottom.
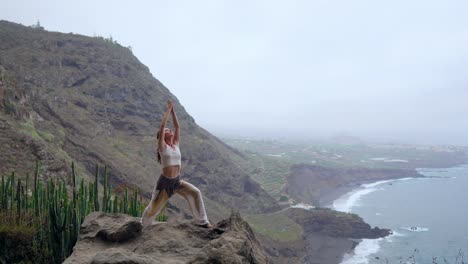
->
[[317, 173, 425, 208], [320, 175, 425, 264], [324, 163, 468, 264], [274, 161, 468, 264], [319, 162, 468, 209]]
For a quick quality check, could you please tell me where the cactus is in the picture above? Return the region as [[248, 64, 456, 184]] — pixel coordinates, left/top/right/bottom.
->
[[1, 175, 5, 210], [123, 188, 128, 214], [102, 165, 108, 212], [16, 178, 21, 224], [94, 164, 99, 211], [10, 172, 15, 209], [131, 185, 138, 216], [25, 173, 29, 209], [34, 160, 39, 216], [113, 196, 118, 213], [71, 162, 76, 212], [0, 161, 148, 264]]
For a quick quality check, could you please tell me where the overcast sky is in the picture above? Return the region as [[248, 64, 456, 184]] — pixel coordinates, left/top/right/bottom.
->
[[3, 0, 468, 145]]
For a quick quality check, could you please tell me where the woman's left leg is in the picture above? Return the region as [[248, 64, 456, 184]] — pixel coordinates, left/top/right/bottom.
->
[[176, 180, 210, 225], [140, 187, 170, 227]]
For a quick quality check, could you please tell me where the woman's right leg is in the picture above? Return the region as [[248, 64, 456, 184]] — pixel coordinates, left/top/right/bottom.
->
[[176, 180, 210, 226], [140, 186, 169, 227]]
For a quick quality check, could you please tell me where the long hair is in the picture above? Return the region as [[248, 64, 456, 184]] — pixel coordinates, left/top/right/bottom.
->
[[156, 131, 161, 164]]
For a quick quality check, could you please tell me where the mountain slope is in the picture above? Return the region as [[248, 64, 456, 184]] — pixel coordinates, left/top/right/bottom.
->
[[0, 20, 279, 215]]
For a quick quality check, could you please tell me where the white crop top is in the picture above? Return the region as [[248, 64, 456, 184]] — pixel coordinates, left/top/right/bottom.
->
[[159, 144, 181, 168]]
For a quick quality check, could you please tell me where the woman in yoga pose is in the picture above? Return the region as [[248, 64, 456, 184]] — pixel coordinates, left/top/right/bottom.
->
[[140, 100, 212, 228]]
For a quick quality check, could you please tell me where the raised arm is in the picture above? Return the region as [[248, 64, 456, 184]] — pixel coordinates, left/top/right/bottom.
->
[[170, 101, 180, 145], [158, 101, 172, 151]]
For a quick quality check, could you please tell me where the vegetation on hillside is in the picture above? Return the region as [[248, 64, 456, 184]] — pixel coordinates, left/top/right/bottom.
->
[[0, 161, 166, 264], [243, 211, 302, 241], [224, 138, 467, 170], [224, 138, 468, 203]]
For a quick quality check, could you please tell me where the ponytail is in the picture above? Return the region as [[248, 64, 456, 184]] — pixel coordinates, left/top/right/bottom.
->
[[156, 131, 161, 164]]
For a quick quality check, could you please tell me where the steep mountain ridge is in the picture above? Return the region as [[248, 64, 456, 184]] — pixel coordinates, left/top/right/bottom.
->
[[0, 20, 279, 216]]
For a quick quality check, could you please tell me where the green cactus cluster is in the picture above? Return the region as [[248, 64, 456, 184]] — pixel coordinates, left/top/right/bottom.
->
[[0, 161, 167, 264]]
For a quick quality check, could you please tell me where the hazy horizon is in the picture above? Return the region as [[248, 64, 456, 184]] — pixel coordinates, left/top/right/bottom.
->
[[3, 1, 468, 145]]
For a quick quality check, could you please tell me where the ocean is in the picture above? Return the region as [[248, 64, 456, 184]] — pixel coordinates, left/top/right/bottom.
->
[[331, 165, 468, 264]]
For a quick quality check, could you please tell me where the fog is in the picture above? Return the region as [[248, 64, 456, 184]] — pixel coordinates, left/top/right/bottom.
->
[[3, 0, 468, 145]]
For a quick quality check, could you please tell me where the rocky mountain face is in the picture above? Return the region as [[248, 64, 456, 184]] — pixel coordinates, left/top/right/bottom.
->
[[63, 211, 268, 264], [0, 20, 279, 216]]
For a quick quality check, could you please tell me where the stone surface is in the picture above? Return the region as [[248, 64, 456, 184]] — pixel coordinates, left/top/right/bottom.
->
[[91, 248, 157, 264], [80, 212, 142, 242], [63, 211, 268, 264]]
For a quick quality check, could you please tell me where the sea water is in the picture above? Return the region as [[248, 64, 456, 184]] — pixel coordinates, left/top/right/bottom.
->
[[332, 165, 468, 264]]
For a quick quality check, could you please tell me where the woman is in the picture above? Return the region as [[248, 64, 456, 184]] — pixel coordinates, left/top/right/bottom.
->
[[140, 100, 212, 228]]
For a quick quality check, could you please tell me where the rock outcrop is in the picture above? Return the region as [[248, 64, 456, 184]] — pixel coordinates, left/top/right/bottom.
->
[[63, 211, 268, 264], [257, 208, 391, 264], [285, 208, 391, 239]]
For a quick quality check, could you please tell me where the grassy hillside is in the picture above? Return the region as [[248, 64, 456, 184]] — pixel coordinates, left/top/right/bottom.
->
[[223, 137, 468, 203]]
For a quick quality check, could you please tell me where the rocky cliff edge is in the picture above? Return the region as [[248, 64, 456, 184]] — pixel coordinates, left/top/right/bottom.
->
[[63, 211, 268, 264]]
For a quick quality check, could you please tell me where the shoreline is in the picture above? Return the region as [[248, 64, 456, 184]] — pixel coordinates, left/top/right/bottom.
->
[[275, 162, 468, 264], [319, 177, 419, 264], [319, 162, 468, 209], [324, 164, 468, 264], [317, 173, 424, 208], [315, 158, 468, 208]]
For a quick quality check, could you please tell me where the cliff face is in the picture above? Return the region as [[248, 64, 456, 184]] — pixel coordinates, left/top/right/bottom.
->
[[63, 211, 268, 264], [285, 208, 390, 239], [0, 20, 279, 215], [285, 164, 422, 205], [257, 208, 391, 264]]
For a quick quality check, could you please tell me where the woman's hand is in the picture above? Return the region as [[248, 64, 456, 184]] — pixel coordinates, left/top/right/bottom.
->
[[167, 100, 174, 112]]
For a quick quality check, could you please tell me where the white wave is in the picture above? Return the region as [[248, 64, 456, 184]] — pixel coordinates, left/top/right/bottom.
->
[[368, 157, 408, 163], [333, 187, 379, 213], [395, 177, 413, 182], [369, 157, 388, 161], [362, 177, 413, 188], [266, 153, 285, 157], [290, 202, 314, 210], [361, 180, 392, 188], [340, 231, 400, 264], [341, 238, 383, 264], [333, 180, 391, 213], [391, 231, 405, 237], [386, 231, 405, 242], [334, 178, 413, 213], [402, 226, 429, 232]]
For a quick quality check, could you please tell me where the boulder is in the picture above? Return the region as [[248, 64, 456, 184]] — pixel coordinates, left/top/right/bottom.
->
[[63, 211, 268, 264]]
